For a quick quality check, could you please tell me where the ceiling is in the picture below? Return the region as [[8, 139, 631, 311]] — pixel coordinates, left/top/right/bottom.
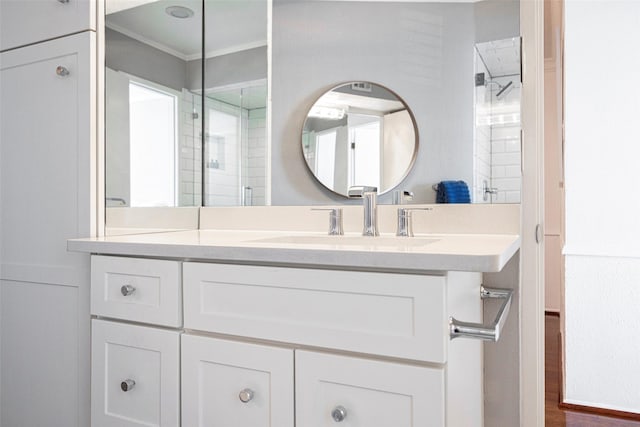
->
[[476, 37, 521, 78], [106, 0, 267, 61]]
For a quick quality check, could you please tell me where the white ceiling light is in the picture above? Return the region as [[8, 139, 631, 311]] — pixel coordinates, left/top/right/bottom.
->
[[165, 5, 194, 19]]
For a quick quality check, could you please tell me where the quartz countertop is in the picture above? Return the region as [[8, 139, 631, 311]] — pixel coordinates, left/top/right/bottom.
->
[[68, 229, 520, 273]]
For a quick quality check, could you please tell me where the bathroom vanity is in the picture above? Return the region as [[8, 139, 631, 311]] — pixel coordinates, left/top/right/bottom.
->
[[69, 206, 519, 427]]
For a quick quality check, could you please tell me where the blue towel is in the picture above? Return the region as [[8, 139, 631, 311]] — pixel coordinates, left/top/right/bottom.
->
[[436, 180, 470, 204]]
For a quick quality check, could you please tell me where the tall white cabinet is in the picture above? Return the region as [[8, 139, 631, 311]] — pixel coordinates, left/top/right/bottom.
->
[[0, 2, 98, 425]]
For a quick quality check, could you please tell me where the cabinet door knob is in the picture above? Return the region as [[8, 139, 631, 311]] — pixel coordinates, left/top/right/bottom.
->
[[121, 379, 135, 392], [120, 285, 136, 296], [57, 0, 70, 3], [56, 66, 70, 77], [238, 388, 254, 403], [331, 406, 347, 422]]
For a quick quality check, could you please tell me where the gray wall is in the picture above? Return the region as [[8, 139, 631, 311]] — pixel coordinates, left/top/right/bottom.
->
[[106, 28, 266, 92], [187, 46, 268, 90], [475, 0, 520, 44], [105, 28, 189, 91], [272, 1, 477, 205], [271, 0, 519, 206]]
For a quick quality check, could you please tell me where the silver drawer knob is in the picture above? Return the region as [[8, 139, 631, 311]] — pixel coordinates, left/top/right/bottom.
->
[[120, 285, 136, 296], [238, 388, 254, 403], [57, 0, 70, 3], [55, 66, 70, 77], [331, 406, 347, 422], [121, 379, 135, 392]]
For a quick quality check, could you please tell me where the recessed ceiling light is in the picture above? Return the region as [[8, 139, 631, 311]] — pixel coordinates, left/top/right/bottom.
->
[[165, 5, 194, 19]]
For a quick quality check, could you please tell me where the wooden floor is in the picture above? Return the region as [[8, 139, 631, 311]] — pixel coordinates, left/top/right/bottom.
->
[[545, 315, 640, 426]]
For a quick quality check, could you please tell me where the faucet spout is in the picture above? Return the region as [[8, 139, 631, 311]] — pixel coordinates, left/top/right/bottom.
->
[[348, 186, 379, 237]]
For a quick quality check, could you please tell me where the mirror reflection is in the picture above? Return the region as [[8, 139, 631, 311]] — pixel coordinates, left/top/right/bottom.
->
[[105, 0, 203, 208], [104, 0, 268, 208], [104, 0, 521, 212], [301, 82, 417, 197]]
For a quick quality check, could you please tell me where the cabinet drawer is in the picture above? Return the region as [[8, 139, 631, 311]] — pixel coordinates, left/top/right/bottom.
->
[[91, 255, 182, 327], [184, 263, 447, 362], [91, 320, 180, 427], [182, 335, 294, 427], [296, 351, 444, 427], [0, 0, 96, 51]]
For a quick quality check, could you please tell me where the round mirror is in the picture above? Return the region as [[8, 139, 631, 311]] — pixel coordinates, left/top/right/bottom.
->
[[301, 82, 418, 197]]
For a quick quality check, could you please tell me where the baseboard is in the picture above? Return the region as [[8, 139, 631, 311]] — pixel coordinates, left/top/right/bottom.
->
[[545, 310, 561, 317], [559, 402, 640, 421]]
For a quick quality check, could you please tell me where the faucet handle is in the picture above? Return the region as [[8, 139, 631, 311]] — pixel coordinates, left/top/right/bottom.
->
[[396, 207, 432, 237], [392, 190, 414, 205], [347, 186, 378, 198], [312, 208, 344, 236]]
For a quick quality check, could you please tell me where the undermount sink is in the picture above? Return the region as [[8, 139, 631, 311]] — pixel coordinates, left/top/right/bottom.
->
[[250, 235, 440, 248]]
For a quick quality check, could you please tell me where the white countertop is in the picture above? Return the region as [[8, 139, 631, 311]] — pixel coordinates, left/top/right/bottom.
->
[[68, 230, 520, 273]]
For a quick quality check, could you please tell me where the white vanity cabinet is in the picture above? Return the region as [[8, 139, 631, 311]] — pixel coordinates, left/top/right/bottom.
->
[[88, 254, 486, 427], [0, 0, 97, 51]]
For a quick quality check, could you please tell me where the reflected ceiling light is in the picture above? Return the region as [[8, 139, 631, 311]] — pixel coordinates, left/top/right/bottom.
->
[[165, 5, 194, 19], [308, 106, 346, 120]]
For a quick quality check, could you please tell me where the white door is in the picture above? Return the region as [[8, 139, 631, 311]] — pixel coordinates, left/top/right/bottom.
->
[[182, 334, 294, 427], [0, 32, 95, 427], [91, 320, 180, 427]]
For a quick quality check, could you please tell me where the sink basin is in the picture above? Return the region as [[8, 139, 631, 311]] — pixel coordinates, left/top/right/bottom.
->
[[250, 235, 440, 248]]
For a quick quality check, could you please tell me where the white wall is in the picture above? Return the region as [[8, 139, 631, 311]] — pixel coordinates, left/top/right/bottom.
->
[[564, 0, 640, 413]]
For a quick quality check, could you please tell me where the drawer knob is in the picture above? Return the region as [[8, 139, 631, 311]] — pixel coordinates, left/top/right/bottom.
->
[[57, 0, 70, 3], [121, 285, 136, 296], [238, 388, 254, 403], [331, 406, 347, 422], [56, 66, 70, 77], [120, 379, 135, 392]]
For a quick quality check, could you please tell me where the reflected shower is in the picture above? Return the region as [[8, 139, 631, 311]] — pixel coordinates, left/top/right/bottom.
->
[[475, 72, 515, 100]]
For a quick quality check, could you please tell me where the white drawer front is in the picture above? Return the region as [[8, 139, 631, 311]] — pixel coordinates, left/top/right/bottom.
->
[[296, 351, 445, 427], [0, 0, 96, 51], [91, 320, 180, 427], [184, 263, 447, 362], [182, 335, 294, 427], [91, 255, 182, 327]]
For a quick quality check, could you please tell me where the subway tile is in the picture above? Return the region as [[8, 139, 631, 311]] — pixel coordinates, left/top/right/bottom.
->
[[493, 177, 521, 191], [505, 191, 521, 203], [492, 152, 520, 166], [491, 125, 520, 140], [505, 165, 521, 177], [492, 165, 506, 178], [492, 141, 506, 153], [504, 139, 521, 153]]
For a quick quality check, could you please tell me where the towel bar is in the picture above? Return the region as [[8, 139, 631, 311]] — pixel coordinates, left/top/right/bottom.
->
[[449, 286, 513, 342]]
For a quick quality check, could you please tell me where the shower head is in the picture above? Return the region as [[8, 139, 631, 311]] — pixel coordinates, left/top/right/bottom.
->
[[496, 81, 514, 100], [484, 79, 515, 100]]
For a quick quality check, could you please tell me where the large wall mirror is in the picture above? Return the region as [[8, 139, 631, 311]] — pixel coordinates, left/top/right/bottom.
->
[[105, 0, 267, 209], [104, 0, 520, 217]]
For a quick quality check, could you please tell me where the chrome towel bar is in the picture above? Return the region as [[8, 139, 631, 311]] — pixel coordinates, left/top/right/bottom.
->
[[449, 286, 513, 342]]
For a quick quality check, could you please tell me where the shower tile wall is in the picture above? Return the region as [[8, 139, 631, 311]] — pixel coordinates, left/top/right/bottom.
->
[[178, 95, 268, 207], [489, 76, 521, 204], [179, 90, 202, 206], [204, 97, 244, 206], [244, 107, 267, 206], [473, 51, 492, 204]]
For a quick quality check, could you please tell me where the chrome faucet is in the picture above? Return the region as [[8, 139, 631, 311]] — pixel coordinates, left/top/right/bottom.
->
[[348, 186, 379, 236]]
